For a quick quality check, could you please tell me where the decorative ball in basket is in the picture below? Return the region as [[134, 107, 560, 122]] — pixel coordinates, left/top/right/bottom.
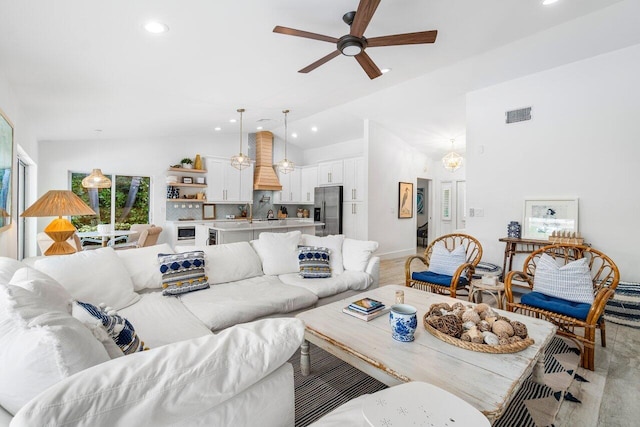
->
[[423, 302, 534, 353]]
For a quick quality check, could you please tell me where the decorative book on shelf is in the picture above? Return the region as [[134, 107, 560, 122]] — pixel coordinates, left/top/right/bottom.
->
[[348, 297, 385, 314], [342, 306, 390, 321]]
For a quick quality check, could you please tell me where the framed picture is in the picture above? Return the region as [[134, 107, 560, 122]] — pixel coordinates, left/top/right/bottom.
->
[[523, 198, 579, 239], [441, 182, 452, 221], [416, 187, 425, 214], [202, 203, 216, 220], [398, 182, 413, 219], [0, 108, 14, 233], [182, 177, 193, 184]]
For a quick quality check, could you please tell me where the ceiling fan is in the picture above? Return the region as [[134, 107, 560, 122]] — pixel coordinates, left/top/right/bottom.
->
[[273, 0, 438, 80]]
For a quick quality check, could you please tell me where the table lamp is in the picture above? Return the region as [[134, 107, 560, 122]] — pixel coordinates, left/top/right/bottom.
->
[[21, 190, 96, 255]]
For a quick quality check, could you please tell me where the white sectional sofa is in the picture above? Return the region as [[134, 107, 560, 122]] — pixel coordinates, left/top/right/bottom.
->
[[0, 232, 380, 426]]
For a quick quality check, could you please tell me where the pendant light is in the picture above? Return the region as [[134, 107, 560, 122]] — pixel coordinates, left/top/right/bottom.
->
[[231, 108, 251, 170], [442, 139, 463, 172], [81, 168, 112, 189], [276, 109, 294, 174]]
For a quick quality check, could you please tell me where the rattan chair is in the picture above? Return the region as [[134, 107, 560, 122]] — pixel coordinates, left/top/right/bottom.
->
[[405, 233, 483, 298], [504, 244, 619, 371]]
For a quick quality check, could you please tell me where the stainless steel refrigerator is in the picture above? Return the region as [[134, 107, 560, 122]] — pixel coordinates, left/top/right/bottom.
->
[[314, 186, 343, 236]]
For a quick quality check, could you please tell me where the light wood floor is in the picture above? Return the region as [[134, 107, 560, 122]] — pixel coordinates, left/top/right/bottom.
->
[[379, 249, 640, 427]]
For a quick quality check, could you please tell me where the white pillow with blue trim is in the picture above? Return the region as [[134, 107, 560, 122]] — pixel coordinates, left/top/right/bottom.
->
[[533, 254, 594, 304], [429, 243, 466, 276]]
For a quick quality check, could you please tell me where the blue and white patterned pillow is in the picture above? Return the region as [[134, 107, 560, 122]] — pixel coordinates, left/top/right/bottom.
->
[[158, 251, 209, 296], [73, 301, 146, 355], [533, 254, 594, 304], [429, 243, 466, 276], [298, 246, 332, 279]]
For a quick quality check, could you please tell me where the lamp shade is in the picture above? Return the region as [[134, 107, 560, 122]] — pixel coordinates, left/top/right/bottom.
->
[[21, 190, 96, 217], [81, 169, 112, 189]]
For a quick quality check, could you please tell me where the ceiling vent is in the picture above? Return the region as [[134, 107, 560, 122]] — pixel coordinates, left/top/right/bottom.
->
[[505, 107, 532, 124]]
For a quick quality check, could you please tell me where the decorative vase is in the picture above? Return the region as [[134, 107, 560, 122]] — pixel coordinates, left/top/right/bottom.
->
[[194, 154, 202, 170], [181, 163, 192, 169], [389, 304, 418, 342]]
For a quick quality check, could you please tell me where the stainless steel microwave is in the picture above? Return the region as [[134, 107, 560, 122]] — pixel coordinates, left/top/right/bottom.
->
[[176, 225, 196, 240]]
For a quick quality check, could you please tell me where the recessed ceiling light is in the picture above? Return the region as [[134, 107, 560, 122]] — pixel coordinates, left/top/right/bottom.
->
[[291, 133, 298, 138], [256, 126, 263, 130], [311, 126, 318, 132], [542, 0, 559, 5], [144, 21, 169, 34], [229, 119, 237, 123], [214, 127, 221, 131], [381, 68, 392, 74]]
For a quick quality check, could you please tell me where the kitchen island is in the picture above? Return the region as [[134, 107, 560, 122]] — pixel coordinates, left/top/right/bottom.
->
[[195, 219, 322, 245]]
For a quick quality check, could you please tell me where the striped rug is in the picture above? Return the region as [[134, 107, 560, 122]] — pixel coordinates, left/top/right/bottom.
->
[[604, 281, 640, 328], [290, 336, 581, 427]]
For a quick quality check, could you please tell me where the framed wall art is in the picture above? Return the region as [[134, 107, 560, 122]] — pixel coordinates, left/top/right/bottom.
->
[[202, 203, 216, 220], [0, 108, 13, 233], [398, 182, 413, 219], [523, 198, 579, 239]]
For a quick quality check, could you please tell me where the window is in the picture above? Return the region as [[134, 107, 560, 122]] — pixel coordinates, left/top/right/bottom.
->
[[71, 172, 151, 231]]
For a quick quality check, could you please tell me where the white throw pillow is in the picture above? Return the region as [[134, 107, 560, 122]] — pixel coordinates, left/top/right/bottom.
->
[[342, 238, 379, 272], [34, 247, 140, 310], [115, 243, 174, 291], [176, 241, 263, 284], [0, 285, 109, 415], [429, 243, 466, 276], [9, 267, 73, 314], [11, 318, 305, 426], [253, 231, 301, 275], [0, 256, 26, 283], [301, 234, 345, 275], [533, 254, 594, 304]]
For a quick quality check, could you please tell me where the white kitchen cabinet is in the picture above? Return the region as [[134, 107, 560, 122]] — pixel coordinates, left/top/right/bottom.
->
[[274, 167, 301, 204], [343, 157, 366, 202], [300, 166, 318, 204], [343, 202, 367, 240], [206, 157, 253, 203], [318, 160, 343, 186]]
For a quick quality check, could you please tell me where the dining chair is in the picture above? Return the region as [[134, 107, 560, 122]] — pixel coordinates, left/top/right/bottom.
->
[[112, 225, 162, 249]]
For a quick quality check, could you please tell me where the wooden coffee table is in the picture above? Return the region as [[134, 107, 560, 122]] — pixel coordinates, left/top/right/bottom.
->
[[296, 285, 557, 422]]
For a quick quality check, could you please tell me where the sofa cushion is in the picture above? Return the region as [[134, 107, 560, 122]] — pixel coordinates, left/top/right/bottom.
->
[[429, 243, 466, 276], [179, 275, 318, 332], [520, 291, 591, 320], [33, 247, 140, 310], [411, 271, 469, 287], [0, 257, 26, 283], [175, 241, 263, 285], [72, 301, 147, 355], [158, 251, 210, 296], [10, 318, 304, 426], [342, 238, 379, 272], [301, 234, 345, 275], [252, 231, 301, 275], [9, 267, 73, 314], [298, 246, 332, 278], [533, 254, 594, 304], [0, 284, 109, 415], [118, 292, 213, 348], [115, 243, 174, 291], [278, 270, 373, 298]]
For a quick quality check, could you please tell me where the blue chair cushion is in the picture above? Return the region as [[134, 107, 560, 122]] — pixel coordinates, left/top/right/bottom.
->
[[520, 291, 591, 320], [411, 271, 469, 287]]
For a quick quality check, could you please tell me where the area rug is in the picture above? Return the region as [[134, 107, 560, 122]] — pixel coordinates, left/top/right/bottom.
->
[[290, 336, 582, 427], [604, 281, 640, 329]]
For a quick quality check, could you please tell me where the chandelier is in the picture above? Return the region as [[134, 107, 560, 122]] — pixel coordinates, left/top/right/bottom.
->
[[276, 109, 294, 174], [231, 108, 251, 170], [442, 139, 463, 172]]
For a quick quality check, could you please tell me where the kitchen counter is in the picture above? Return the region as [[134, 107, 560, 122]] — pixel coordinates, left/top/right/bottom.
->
[[193, 220, 322, 245], [209, 219, 321, 231]]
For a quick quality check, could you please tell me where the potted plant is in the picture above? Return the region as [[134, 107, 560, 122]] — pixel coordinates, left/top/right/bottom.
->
[[180, 158, 193, 169]]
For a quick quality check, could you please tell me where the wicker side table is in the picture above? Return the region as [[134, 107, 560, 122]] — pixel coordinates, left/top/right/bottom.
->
[[469, 279, 505, 310]]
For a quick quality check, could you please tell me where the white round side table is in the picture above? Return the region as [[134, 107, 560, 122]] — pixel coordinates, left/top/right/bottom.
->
[[468, 278, 505, 310]]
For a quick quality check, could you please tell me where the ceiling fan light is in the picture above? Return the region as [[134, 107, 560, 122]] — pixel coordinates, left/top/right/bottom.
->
[[338, 35, 365, 56], [342, 43, 362, 56]]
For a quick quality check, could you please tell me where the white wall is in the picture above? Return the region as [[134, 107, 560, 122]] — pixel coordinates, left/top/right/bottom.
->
[[0, 70, 38, 258], [367, 121, 433, 259], [303, 139, 364, 165], [466, 43, 640, 281]]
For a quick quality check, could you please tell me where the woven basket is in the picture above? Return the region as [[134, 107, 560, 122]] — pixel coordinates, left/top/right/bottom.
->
[[423, 313, 534, 354]]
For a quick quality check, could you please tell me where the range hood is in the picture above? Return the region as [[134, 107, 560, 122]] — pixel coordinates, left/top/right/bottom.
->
[[253, 131, 283, 191]]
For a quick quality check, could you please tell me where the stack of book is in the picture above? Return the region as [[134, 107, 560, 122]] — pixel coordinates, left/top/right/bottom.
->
[[343, 297, 389, 321]]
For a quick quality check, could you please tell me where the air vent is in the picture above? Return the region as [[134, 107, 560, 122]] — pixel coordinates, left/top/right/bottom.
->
[[505, 107, 532, 124]]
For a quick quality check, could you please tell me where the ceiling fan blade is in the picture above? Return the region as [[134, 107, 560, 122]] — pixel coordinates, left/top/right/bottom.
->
[[299, 50, 341, 73], [355, 51, 382, 80], [367, 30, 438, 47], [273, 26, 338, 43], [350, 0, 381, 38]]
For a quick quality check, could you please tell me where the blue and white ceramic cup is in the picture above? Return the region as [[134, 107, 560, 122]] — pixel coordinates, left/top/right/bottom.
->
[[389, 304, 418, 342]]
